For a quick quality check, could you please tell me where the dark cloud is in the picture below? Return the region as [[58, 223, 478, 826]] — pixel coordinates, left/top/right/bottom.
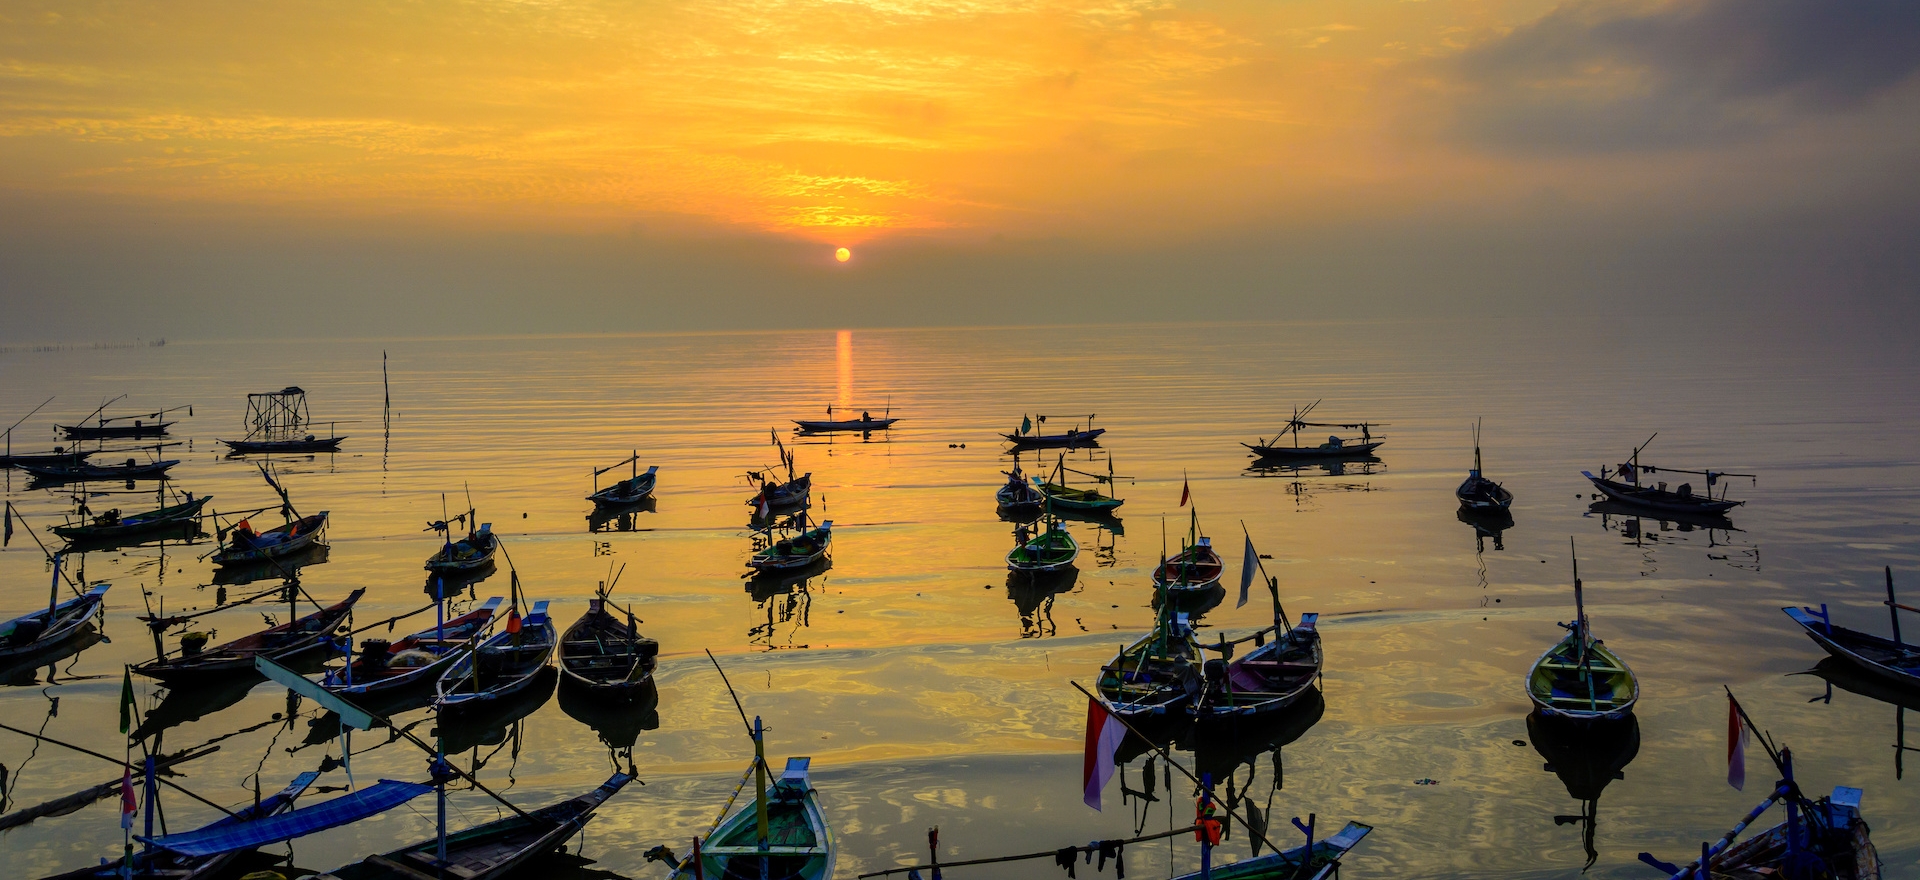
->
[[1441, 0, 1920, 150]]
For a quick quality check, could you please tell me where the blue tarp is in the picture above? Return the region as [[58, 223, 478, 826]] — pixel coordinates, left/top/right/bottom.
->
[[138, 779, 433, 857]]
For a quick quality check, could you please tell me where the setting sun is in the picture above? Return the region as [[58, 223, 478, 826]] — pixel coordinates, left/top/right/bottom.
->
[[835, 247, 851, 263]]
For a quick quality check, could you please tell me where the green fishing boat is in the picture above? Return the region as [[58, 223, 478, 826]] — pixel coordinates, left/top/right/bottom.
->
[[1096, 606, 1200, 720], [1034, 453, 1125, 512], [660, 716, 835, 880], [1006, 518, 1078, 573], [51, 494, 210, 544], [1527, 543, 1638, 724]]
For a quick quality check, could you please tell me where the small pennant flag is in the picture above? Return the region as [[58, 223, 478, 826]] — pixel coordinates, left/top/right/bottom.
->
[[1727, 693, 1749, 790], [1020, 415, 1032, 436], [505, 610, 523, 634], [1082, 697, 1127, 810], [1237, 534, 1258, 609], [1179, 478, 1190, 508], [119, 667, 136, 734], [119, 765, 138, 829]]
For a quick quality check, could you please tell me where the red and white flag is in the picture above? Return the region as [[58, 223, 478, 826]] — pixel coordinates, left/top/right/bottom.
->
[[1727, 693, 1750, 790], [757, 493, 772, 520], [119, 764, 138, 829], [1082, 698, 1126, 810], [1178, 478, 1190, 508]]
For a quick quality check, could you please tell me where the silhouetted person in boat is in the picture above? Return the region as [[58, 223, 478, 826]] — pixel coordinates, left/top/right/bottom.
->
[[862, 410, 871, 422]]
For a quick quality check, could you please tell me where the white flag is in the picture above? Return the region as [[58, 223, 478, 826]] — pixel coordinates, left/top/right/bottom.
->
[[1237, 535, 1258, 608]]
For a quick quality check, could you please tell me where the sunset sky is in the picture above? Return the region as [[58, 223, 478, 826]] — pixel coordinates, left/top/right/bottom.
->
[[2, 0, 1916, 339]]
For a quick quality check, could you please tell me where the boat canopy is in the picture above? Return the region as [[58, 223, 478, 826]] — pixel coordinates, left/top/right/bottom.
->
[[138, 779, 433, 857]]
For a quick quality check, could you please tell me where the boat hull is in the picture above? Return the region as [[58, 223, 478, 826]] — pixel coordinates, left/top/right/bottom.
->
[[0, 585, 110, 665], [212, 513, 329, 565], [1244, 440, 1384, 459], [53, 497, 211, 542], [1002, 427, 1104, 449], [1582, 472, 1741, 514], [793, 418, 897, 432], [1784, 606, 1920, 690], [316, 774, 633, 880], [556, 603, 659, 700], [59, 423, 172, 440], [219, 437, 346, 454], [1526, 632, 1639, 723], [134, 589, 364, 684], [19, 460, 178, 482]]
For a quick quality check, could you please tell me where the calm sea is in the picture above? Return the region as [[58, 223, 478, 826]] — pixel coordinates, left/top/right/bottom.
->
[[1, 318, 1916, 879]]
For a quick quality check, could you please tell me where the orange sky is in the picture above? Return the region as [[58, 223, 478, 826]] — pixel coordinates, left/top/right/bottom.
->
[[0, 0, 1573, 242], [1, 0, 1916, 337]]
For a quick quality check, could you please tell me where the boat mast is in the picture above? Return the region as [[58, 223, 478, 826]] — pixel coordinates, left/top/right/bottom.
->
[[754, 715, 769, 875], [1890, 567, 1905, 650]]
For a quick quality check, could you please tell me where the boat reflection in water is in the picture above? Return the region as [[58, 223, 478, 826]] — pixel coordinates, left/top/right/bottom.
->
[[748, 557, 830, 650], [436, 664, 559, 754], [1007, 567, 1078, 638], [0, 630, 105, 687], [211, 542, 330, 587], [1458, 506, 1513, 553], [1526, 709, 1640, 870], [1588, 499, 1739, 540], [1806, 656, 1920, 779], [131, 669, 312, 740], [588, 496, 656, 533], [1113, 688, 1326, 847]]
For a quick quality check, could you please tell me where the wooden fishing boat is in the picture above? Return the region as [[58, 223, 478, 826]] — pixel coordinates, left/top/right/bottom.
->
[[995, 463, 1044, 510], [1244, 400, 1385, 459], [134, 589, 364, 683], [0, 448, 93, 470], [220, 435, 346, 454], [1007, 519, 1078, 573], [435, 600, 557, 721], [668, 755, 835, 880], [1192, 614, 1322, 733], [750, 519, 833, 573], [52, 495, 210, 543], [588, 455, 659, 506], [211, 512, 328, 565], [1584, 470, 1740, 514], [1527, 552, 1637, 724], [1002, 419, 1104, 448], [0, 584, 110, 666], [751, 473, 812, 511], [1457, 420, 1513, 510], [748, 433, 812, 512], [1154, 537, 1224, 598], [557, 596, 660, 702], [1034, 454, 1125, 512], [1097, 610, 1201, 720], [315, 773, 634, 880], [1168, 821, 1373, 880], [59, 421, 172, 441], [1583, 433, 1749, 515], [1638, 702, 1877, 880], [42, 772, 322, 880], [19, 458, 178, 482], [324, 597, 503, 700], [425, 520, 498, 575], [218, 387, 346, 454], [1784, 569, 1919, 689], [793, 408, 898, 433]]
